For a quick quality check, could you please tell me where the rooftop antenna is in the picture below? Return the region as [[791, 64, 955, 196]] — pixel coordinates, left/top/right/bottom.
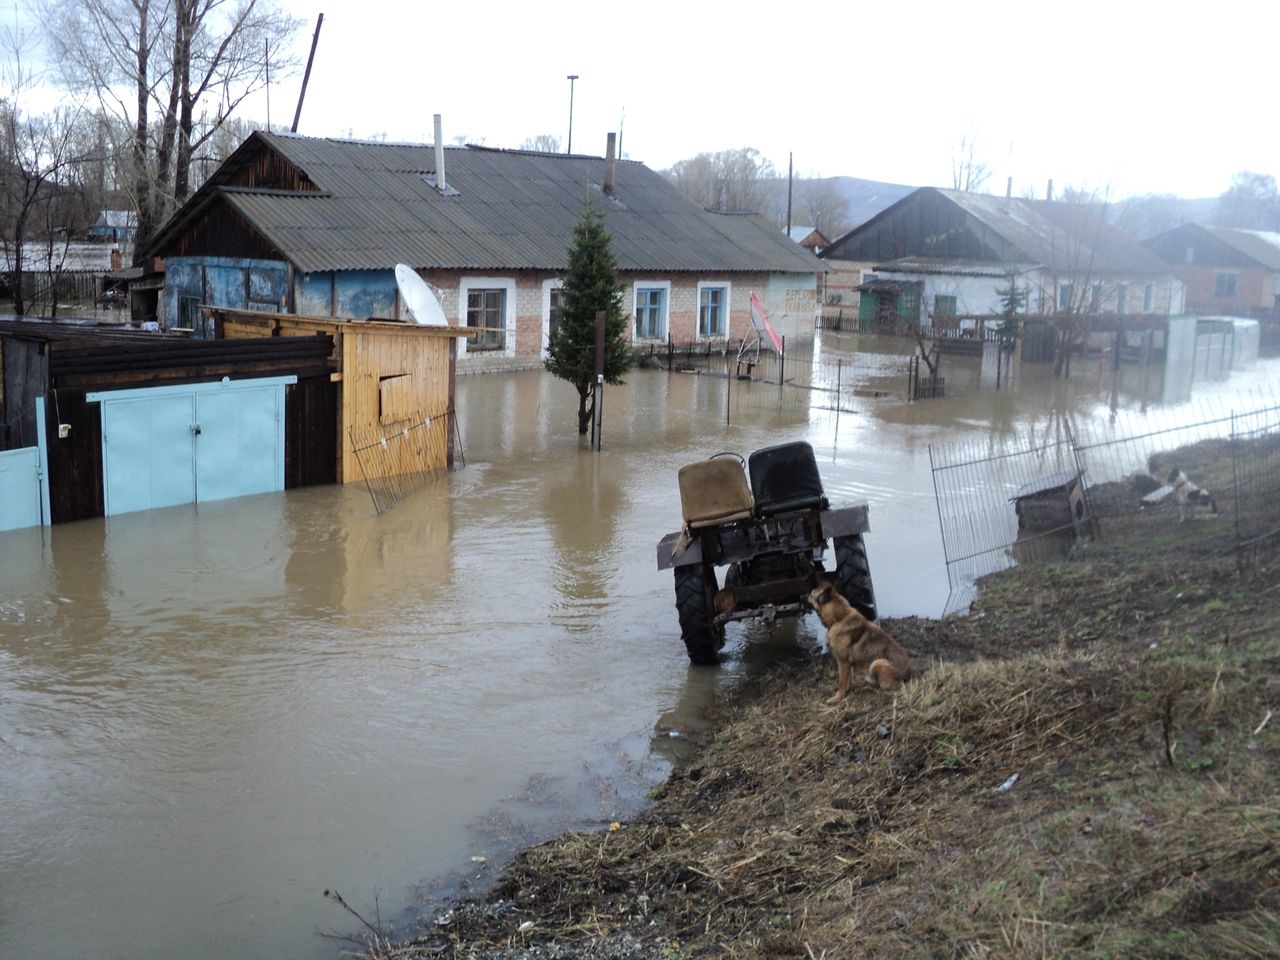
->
[[292, 13, 325, 133], [264, 38, 270, 131]]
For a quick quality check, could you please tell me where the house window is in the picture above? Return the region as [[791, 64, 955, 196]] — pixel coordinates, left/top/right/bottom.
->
[[548, 288, 561, 342], [466, 288, 506, 349], [933, 294, 957, 317], [1214, 271, 1238, 298], [1057, 283, 1072, 311], [1143, 283, 1154, 312], [900, 286, 920, 320], [1116, 285, 1128, 315], [698, 284, 728, 337], [634, 285, 667, 340]]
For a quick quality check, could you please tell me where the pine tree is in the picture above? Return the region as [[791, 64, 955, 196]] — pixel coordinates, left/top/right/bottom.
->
[[546, 203, 634, 435], [995, 272, 1026, 341]]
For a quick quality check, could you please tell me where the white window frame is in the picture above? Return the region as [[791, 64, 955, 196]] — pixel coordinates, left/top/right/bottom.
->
[[1214, 271, 1239, 298], [633, 280, 670, 341], [696, 281, 731, 339], [541, 278, 563, 355], [458, 277, 517, 358], [1057, 282, 1073, 311]]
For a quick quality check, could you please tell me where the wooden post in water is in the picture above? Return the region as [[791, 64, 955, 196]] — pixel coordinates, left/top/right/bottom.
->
[[591, 310, 605, 450]]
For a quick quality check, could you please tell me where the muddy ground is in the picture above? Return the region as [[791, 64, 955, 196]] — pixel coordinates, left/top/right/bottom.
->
[[359, 441, 1280, 960]]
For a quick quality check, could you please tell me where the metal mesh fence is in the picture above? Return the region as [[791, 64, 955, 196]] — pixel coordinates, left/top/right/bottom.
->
[[348, 407, 463, 514], [930, 392, 1280, 612]]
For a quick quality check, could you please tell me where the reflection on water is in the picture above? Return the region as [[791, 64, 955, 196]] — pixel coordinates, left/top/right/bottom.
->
[[2, 338, 1276, 960]]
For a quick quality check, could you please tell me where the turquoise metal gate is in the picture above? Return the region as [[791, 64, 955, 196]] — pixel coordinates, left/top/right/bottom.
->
[[88, 377, 296, 517]]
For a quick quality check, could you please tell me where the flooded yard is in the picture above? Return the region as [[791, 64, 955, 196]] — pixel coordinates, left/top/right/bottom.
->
[[2, 334, 1275, 960]]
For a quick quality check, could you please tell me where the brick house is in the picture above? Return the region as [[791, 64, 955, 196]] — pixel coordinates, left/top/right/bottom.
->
[[141, 131, 822, 373], [1143, 223, 1280, 323]]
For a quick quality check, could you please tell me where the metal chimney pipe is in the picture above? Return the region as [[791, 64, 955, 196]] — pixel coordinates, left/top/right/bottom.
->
[[604, 132, 616, 195], [433, 114, 447, 193]]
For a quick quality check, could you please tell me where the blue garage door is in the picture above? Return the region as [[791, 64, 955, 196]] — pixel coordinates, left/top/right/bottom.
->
[[0, 447, 44, 531], [90, 377, 296, 517]]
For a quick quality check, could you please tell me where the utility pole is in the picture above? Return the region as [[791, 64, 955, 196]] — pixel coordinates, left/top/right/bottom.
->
[[566, 75, 579, 154]]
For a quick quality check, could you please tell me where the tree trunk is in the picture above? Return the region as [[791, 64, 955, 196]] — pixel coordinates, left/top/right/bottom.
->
[[131, 3, 154, 262], [173, 0, 196, 201], [11, 229, 25, 316]]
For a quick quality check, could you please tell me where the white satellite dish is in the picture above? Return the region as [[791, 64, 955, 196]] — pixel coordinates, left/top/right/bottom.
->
[[395, 263, 448, 326]]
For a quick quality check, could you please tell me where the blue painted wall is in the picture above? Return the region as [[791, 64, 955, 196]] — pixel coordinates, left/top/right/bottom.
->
[[166, 258, 400, 327], [297, 273, 331, 315], [295, 269, 397, 319], [163, 257, 289, 334]]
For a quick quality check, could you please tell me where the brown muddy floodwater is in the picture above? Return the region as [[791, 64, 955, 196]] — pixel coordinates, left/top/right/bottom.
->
[[2, 333, 1275, 960]]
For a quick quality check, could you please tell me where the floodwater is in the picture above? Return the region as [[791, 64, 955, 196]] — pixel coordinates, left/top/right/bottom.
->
[[2, 333, 1276, 960]]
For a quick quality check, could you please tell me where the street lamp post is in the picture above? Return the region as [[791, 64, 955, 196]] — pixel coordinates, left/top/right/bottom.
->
[[566, 74, 579, 154]]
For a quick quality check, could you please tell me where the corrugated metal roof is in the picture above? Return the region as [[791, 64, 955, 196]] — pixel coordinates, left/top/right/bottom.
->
[[166, 132, 820, 276], [938, 188, 1171, 277], [1202, 227, 1280, 271]]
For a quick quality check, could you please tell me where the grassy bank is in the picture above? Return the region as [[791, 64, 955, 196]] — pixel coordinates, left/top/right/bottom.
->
[[369, 472, 1280, 959]]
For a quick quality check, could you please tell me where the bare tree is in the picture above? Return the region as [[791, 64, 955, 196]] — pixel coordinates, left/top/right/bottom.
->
[[43, 0, 302, 259], [1113, 193, 1190, 239], [1215, 171, 1280, 231], [794, 177, 852, 238], [521, 133, 561, 153], [951, 129, 991, 193], [1028, 191, 1114, 377], [0, 23, 98, 315], [665, 147, 776, 212]]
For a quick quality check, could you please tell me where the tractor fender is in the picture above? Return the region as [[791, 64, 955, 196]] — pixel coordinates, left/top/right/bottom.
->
[[820, 503, 871, 539], [657, 530, 703, 570]]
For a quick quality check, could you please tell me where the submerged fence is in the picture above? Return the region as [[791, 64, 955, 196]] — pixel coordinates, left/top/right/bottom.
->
[[348, 407, 464, 514], [930, 394, 1280, 611], [632, 329, 1004, 416]]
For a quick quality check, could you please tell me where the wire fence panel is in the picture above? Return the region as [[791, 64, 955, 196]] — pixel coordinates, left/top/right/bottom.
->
[[348, 407, 463, 514], [929, 392, 1280, 612]]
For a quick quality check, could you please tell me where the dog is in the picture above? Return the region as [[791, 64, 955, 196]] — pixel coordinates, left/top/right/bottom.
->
[[806, 581, 912, 703], [1167, 467, 1217, 522]]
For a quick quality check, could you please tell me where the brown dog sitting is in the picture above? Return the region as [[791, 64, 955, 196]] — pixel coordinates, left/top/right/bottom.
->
[[806, 581, 912, 703]]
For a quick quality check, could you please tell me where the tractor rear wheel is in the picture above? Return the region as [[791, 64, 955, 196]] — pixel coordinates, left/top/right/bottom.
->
[[674, 562, 724, 665], [833, 534, 877, 622]]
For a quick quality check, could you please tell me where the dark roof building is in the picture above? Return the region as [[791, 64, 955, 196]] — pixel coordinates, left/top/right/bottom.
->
[[819, 187, 1184, 332], [145, 132, 821, 369], [1143, 223, 1280, 323]]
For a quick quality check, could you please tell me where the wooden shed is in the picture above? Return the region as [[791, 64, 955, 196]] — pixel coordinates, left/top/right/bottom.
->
[[209, 307, 471, 484]]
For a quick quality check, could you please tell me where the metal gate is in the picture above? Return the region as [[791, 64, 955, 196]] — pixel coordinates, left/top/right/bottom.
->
[[0, 397, 51, 532], [88, 376, 296, 517]]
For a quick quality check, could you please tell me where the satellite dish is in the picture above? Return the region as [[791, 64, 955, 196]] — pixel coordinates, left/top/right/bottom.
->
[[395, 263, 448, 325]]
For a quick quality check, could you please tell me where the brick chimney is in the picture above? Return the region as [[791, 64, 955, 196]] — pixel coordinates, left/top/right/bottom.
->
[[110, 247, 122, 270]]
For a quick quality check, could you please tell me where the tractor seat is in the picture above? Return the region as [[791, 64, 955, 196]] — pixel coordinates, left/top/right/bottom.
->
[[678, 458, 756, 529], [749, 441, 828, 516]]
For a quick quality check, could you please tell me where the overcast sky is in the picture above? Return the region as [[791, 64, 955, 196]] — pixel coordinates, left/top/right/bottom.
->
[[12, 0, 1276, 201]]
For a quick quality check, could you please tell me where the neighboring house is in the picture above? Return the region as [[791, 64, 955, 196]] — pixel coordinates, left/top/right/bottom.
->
[[1142, 223, 1280, 321], [819, 187, 1185, 334], [788, 226, 829, 255], [87, 210, 136, 245], [140, 131, 823, 372]]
